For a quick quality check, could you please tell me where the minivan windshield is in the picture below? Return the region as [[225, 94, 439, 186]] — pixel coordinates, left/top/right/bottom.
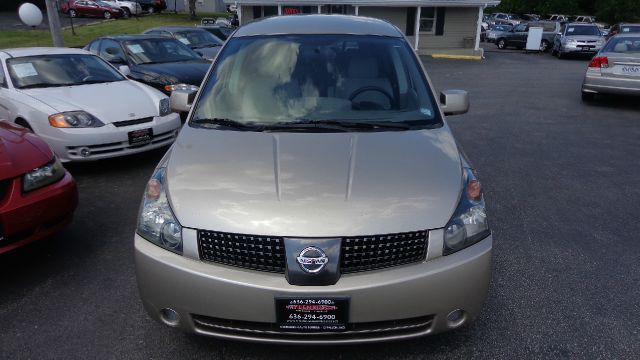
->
[[191, 35, 442, 131]]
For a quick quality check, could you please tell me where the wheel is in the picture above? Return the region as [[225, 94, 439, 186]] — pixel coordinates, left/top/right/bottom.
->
[[581, 92, 595, 102], [69, 9, 77, 17], [497, 39, 506, 49], [147, 6, 155, 14], [558, 50, 564, 59], [551, 47, 558, 56], [122, 8, 130, 18], [103, 11, 111, 19], [540, 40, 550, 52]]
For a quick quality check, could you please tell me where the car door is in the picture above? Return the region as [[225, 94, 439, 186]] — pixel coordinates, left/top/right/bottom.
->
[[508, 24, 527, 47], [84, 1, 101, 16], [0, 61, 12, 121]]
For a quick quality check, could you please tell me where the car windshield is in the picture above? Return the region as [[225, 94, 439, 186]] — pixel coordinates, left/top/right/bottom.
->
[[7, 54, 125, 89], [492, 25, 512, 31], [191, 34, 442, 131], [566, 26, 601, 36], [174, 30, 223, 48], [621, 26, 640, 34], [122, 38, 202, 64], [603, 37, 640, 53]]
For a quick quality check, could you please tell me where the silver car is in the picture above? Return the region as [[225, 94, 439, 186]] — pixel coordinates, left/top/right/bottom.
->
[[553, 23, 606, 58], [582, 34, 640, 101], [134, 15, 492, 344]]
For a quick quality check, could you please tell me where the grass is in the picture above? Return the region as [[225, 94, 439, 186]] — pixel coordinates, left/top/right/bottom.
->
[[0, 12, 228, 49]]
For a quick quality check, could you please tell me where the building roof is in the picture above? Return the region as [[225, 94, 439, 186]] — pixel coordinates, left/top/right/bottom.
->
[[233, 14, 403, 37], [1, 47, 90, 57], [225, 0, 500, 6]]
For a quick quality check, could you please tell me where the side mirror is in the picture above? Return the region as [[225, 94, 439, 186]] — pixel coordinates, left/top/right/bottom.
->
[[118, 65, 131, 76], [440, 90, 469, 116], [170, 87, 198, 112]]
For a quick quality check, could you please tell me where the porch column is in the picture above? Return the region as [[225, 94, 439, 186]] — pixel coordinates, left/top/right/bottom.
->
[[237, 4, 242, 24], [317, 5, 321, 13], [278, 4, 282, 15], [474, 6, 484, 51], [414, 6, 421, 51], [355, 5, 359, 15]]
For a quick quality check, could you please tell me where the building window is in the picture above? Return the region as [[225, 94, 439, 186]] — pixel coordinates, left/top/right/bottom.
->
[[419, 7, 436, 34], [320, 5, 355, 15]]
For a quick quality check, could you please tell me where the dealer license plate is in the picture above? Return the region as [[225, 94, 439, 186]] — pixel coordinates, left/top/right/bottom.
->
[[128, 128, 153, 146], [276, 297, 349, 332], [581, 46, 592, 51]]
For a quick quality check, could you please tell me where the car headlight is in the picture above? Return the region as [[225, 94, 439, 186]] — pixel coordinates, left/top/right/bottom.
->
[[443, 168, 490, 255], [159, 98, 171, 116], [137, 167, 182, 254], [164, 83, 199, 93], [565, 39, 577, 45], [48, 111, 105, 128], [22, 157, 65, 192]]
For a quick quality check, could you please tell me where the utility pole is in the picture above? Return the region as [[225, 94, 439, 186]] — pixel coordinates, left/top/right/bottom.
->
[[44, 0, 64, 47]]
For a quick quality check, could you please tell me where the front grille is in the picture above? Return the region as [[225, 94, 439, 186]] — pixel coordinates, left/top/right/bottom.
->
[[191, 314, 434, 342], [198, 231, 286, 273], [341, 231, 428, 273], [65, 129, 177, 159], [197, 230, 428, 274], [112, 117, 153, 127]]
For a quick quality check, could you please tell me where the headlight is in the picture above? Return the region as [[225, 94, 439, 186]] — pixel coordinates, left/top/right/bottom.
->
[[164, 83, 199, 93], [22, 157, 65, 192], [159, 98, 171, 116], [443, 168, 490, 255], [137, 167, 183, 254], [48, 111, 104, 128], [565, 39, 577, 45]]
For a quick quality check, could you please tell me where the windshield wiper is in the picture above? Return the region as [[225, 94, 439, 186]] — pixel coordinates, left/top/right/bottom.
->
[[18, 83, 74, 89], [191, 118, 260, 130], [262, 119, 413, 132]]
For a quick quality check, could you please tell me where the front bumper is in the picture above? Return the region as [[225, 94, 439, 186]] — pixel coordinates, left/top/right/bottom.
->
[[135, 232, 492, 344], [40, 113, 181, 162], [560, 43, 603, 54], [582, 72, 640, 96], [0, 171, 77, 254]]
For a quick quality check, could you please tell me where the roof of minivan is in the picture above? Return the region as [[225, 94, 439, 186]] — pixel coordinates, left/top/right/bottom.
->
[[233, 15, 403, 38]]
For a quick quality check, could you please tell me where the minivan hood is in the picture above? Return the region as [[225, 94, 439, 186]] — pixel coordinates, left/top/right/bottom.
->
[[20, 80, 160, 123], [167, 126, 463, 237]]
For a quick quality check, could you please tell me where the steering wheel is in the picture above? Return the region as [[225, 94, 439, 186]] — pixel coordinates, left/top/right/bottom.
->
[[348, 86, 394, 110]]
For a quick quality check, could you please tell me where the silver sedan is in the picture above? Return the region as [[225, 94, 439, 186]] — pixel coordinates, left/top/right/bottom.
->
[[582, 34, 640, 101]]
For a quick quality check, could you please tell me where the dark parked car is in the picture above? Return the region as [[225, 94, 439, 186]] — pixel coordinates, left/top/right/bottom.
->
[[142, 26, 223, 61], [0, 120, 77, 254], [61, 0, 123, 19], [197, 24, 235, 41], [495, 21, 558, 52], [85, 35, 210, 95], [135, 0, 166, 13]]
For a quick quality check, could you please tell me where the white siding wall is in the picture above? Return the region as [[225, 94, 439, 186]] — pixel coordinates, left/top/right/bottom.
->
[[420, 7, 477, 49], [358, 6, 407, 33]]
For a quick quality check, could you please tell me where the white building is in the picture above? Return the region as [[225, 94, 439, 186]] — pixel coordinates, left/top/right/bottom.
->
[[223, 0, 500, 57]]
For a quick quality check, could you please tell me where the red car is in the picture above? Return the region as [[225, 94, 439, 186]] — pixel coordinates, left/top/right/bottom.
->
[[62, 0, 123, 19], [0, 121, 78, 254]]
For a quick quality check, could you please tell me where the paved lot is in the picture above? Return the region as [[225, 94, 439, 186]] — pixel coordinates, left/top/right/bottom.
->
[[1, 51, 639, 359]]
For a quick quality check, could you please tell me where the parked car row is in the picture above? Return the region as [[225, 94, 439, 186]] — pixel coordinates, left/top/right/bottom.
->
[[60, 0, 166, 19]]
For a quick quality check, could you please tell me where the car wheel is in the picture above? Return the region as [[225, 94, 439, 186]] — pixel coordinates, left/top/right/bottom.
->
[[581, 92, 595, 102], [497, 39, 506, 49], [122, 8, 130, 18], [540, 40, 550, 52], [148, 6, 155, 14], [558, 50, 564, 59], [69, 9, 77, 17], [103, 11, 111, 19], [551, 47, 558, 56]]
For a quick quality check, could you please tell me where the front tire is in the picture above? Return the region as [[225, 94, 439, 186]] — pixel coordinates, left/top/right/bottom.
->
[[122, 8, 130, 18], [540, 40, 550, 52], [497, 39, 506, 49], [69, 9, 77, 17], [147, 6, 155, 14], [103, 11, 111, 19]]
